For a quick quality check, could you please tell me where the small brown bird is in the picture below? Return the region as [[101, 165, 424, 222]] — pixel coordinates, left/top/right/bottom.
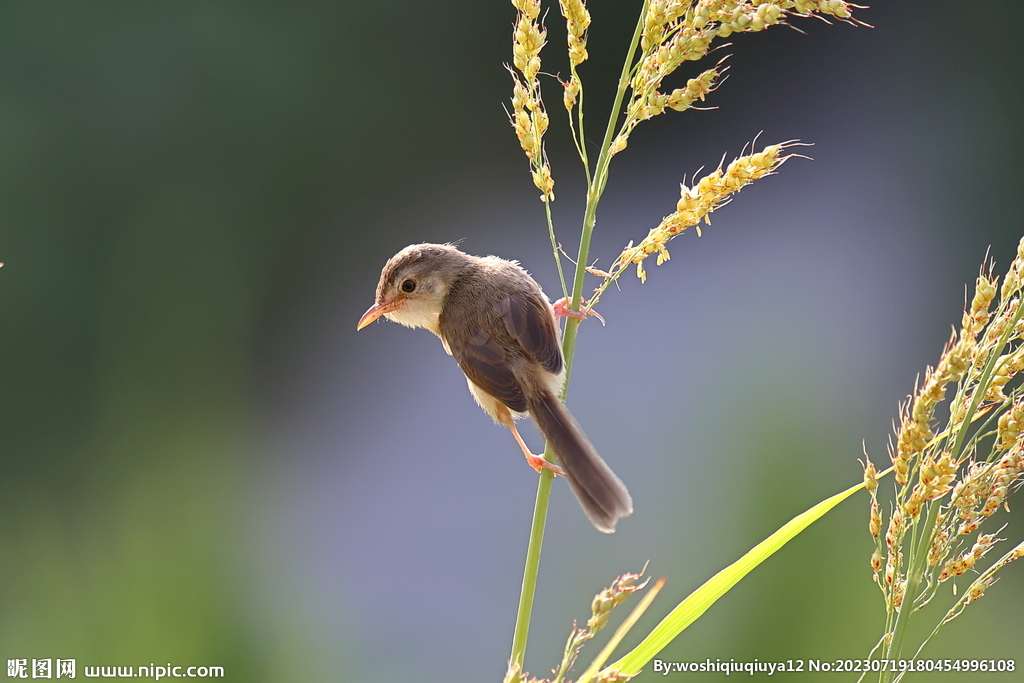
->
[[357, 243, 632, 532]]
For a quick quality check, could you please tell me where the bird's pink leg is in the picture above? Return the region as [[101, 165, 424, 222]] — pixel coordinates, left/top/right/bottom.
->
[[496, 405, 565, 477]]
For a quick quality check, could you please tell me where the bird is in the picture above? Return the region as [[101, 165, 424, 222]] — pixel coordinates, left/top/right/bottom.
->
[[357, 243, 632, 532]]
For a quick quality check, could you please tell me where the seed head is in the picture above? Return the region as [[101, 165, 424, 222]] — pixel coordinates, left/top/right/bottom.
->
[[508, 0, 555, 200], [587, 570, 648, 635], [928, 526, 950, 568], [560, 0, 591, 66], [863, 457, 878, 493], [869, 499, 882, 538], [613, 142, 794, 282], [870, 549, 883, 575], [886, 508, 904, 554]]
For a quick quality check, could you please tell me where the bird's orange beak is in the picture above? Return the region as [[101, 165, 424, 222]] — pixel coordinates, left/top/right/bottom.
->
[[357, 297, 402, 330]]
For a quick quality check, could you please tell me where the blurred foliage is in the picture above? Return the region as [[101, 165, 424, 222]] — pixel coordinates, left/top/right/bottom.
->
[[1, 2, 1022, 682]]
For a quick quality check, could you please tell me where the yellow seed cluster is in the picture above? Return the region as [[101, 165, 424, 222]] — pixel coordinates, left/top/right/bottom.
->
[[938, 533, 998, 582], [512, 0, 544, 81], [617, 65, 722, 144], [503, 662, 524, 683], [941, 540, 1024, 618], [560, 0, 590, 66], [791, 0, 854, 19], [950, 461, 989, 536], [987, 348, 1024, 401], [508, 0, 864, 315], [541, 570, 649, 683], [901, 487, 924, 519], [1000, 235, 1024, 301], [507, 0, 862, 202], [611, 0, 863, 156], [962, 269, 997, 339], [713, 2, 787, 38], [891, 579, 905, 609], [863, 458, 878, 493], [668, 68, 721, 111], [870, 549, 883, 575], [611, 143, 788, 283], [869, 499, 881, 538], [588, 571, 646, 633], [885, 508, 904, 560], [621, 24, 716, 143], [945, 442, 1024, 538], [632, 25, 713, 95], [641, 0, 691, 51], [903, 453, 956, 518], [946, 260, 1024, 425], [509, 0, 555, 199], [928, 524, 950, 568], [891, 335, 971, 485], [963, 577, 991, 604], [868, 239, 1024, 629], [920, 452, 957, 501], [865, 455, 883, 572], [883, 507, 904, 596], [980, 452, 1022, 518], [559, 0, 590, 112]]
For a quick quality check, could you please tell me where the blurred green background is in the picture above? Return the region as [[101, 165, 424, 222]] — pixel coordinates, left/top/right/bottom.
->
[[2, 2, 1022, 681]]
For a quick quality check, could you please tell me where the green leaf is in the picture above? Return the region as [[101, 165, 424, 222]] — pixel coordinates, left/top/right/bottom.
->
[[607, 478, 866, 677]]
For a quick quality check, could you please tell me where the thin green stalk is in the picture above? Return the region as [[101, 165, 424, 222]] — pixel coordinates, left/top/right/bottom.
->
[[567, 64, 592, 188], [510, 459, 557, 667], [569, 0, 649, 316], [545, 198, 569, 300], [562, 0, 649, 378], [880, 501, 940, 682], [508, 3, 649, 670], [949, 306, 1024, 459]]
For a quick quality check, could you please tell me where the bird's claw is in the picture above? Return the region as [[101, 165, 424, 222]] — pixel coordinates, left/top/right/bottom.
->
[[552, 297, 606, 325], [527, 453, 565, 477]]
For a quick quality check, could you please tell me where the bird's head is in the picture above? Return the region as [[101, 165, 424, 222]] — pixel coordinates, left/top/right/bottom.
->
[[357, 243, 470, 334]]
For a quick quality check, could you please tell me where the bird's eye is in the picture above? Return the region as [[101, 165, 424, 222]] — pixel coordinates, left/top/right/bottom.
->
[[400, 279, 416, 293]]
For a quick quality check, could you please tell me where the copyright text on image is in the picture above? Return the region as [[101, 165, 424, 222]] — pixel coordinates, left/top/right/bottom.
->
[[651, 658, 1017, 676], [7, 659, 224, 679]]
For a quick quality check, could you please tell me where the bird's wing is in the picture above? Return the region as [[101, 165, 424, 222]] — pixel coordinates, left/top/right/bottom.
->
[[496, 292, 563, 375], [450, 327, 529, 413]]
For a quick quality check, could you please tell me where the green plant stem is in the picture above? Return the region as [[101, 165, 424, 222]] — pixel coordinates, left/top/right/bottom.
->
[[508, 3, 649, 671], [510, 461, 557, 668], [569, 0, 648, 316], [567, 65, 592, 187], [563, 0, 648, 370], [545, 198, 569, 300], [879, 502, 939, 683]]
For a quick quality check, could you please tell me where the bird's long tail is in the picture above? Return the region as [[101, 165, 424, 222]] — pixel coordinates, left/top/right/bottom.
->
[[529, 389, 632, 533]]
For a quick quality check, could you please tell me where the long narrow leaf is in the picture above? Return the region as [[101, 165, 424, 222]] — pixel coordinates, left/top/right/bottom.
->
[[609, 478, 867, 676]]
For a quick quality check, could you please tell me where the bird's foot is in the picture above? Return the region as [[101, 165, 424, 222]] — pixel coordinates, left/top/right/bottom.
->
[[526, 453, 565, 477], [552, 298, 605, 325]]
